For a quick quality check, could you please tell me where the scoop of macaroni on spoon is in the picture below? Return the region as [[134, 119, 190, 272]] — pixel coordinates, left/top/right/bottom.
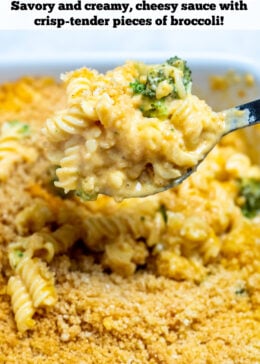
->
[[43, 57, 260, 200]]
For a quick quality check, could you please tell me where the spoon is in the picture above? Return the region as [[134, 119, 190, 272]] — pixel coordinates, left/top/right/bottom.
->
[[162, 99, 260, 191]]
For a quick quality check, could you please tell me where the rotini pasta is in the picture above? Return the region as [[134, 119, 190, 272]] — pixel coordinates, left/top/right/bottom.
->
[[102, 235, 148, 276], [82, 202, 165, 252], [7, 255, 57, 332], [7, 200, 82, 331], [0, 121, 37, 181], [9, 224, 81, 264], [15, 199, 54, 235], [55, 145, 81, 192], [7, 276, 35, 333], [44, 106, 87, 142], [15, 257, 56, 308]]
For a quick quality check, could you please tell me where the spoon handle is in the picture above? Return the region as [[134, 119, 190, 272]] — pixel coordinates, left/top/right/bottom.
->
[[223, 99, 260, 135]]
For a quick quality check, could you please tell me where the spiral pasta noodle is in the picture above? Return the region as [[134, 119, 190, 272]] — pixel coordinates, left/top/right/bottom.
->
[[9, 223, 81, 264], [55, 145, 81, 193], [33, 224, 81, 260], [7, 276, 35, 333], [62, 67, 99, 105], [44, 106, 88, 142], [15, 257, 56, 308], [15, 199, 54, 235], [0, 121, 37, 181], [7, 256, 56, 332], [83, 210, 165, 252], [66, 76, 91, 105], [7, 208, 81, 331], [169, 95, 221, 149]]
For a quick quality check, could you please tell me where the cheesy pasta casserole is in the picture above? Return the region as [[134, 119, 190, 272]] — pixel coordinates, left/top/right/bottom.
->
[[0, 68, 259, 363]]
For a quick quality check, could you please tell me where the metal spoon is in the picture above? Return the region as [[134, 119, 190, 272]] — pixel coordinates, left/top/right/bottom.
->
[[162, 99, 260, 191]]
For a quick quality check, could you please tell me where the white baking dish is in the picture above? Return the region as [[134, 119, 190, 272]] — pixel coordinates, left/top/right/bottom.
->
[[0, 53, 259, 111]]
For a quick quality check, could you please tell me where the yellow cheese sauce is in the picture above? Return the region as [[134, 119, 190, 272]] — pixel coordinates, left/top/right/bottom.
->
[[44, 59, 225, 200]]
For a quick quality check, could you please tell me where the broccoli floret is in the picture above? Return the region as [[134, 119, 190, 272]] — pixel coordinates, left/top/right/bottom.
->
[[130, 69, 165, 99], [238, 178, 260, 218], [130, 57, 192, 100], [129, 80, 146, 94], [142, 69, 168, 99], [130, 56, 192, 119]]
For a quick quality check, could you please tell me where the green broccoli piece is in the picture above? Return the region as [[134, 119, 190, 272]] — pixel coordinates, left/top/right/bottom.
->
[[75, 189, 98, 201], [130, 57, 192, 100], [166, 56, 192, 92], [10, 249, 25, 268], [129, 80, 146, 94], [140, 100, 168, 119], [235, 287, 247, 296], [158, 204, 168, 223], [130, 56, 192, 119], [141, 68, 168, 99], [238, 178, 260, 218], [15, 250, 24, 258], [7, 120, 30, 136]]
